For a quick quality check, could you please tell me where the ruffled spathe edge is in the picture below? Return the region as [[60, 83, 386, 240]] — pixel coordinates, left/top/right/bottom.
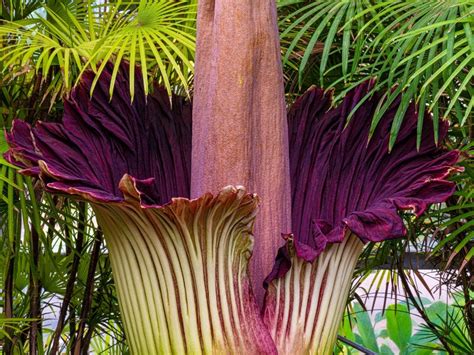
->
[[265, 82, 462, 285], [4, 62, 192, 207]]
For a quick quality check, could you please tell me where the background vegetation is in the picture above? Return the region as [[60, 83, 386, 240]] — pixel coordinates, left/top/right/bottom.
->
[[0, 0, 472, 353]]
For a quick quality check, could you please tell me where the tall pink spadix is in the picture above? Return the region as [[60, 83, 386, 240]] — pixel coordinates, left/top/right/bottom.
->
[[192, 0, 292, 303]]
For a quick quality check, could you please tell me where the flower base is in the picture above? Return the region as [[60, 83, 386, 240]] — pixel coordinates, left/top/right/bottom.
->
[[264, 234, 363, 353]]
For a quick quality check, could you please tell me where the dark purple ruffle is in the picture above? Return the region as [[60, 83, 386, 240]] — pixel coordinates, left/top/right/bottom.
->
[[265, 81, 460, 285], [5, 63, 192, 206]]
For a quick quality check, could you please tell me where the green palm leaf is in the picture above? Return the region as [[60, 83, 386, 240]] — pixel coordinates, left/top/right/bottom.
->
[[0, 0, 196, 99], [279, 0, 473, 148]]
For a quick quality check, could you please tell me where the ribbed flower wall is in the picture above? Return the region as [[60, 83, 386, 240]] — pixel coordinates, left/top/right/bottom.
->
[[93, 185, 276, 354], [263, 234, 363, 354]]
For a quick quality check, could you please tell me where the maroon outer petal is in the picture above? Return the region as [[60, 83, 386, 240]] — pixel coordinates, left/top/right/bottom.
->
[[266, 81, 461, 284], [5, 63, 192, 205]]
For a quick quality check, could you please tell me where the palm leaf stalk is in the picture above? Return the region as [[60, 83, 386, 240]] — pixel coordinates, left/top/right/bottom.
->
[[5, 1, 461, 354]]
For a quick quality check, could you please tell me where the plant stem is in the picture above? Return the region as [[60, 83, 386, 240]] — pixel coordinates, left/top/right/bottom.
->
[[50, 203, 86, 355], [337, 335, 377, 355], [3, 240, 16, 354], [396, 263, 454, 354], [3, 169, 17, 354], [28, 227, 42, 355], [72, 230, 103, 355]]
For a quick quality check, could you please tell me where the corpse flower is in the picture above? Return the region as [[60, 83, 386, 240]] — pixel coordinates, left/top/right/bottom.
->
[[5, 63, 459, 354]]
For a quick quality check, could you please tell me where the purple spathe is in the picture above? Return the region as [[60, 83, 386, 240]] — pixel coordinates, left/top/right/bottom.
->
[[265, 81, 460, 284], [5, 63, 191, 207]]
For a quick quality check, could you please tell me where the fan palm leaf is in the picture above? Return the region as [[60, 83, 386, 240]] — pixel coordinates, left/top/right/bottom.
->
[[279, 0, 473, 147], [0, 0, 196, 98]]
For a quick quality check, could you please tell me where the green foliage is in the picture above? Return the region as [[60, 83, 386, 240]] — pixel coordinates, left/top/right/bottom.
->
[[352, 303, 379, 352], [385, 304, 412, 352], [338, 296, 472, 354], [0, 0, 44, 21], [279, 0, 473, 148], [0, 0, 196, 98], [430, 140, 474, 269], [1, 0, 472, 353], [414, 295, 474, 354]]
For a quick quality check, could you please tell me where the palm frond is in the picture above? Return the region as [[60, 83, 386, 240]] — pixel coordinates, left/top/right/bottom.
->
[[279, 0, 474, 147], [0, 0, 197, 99]]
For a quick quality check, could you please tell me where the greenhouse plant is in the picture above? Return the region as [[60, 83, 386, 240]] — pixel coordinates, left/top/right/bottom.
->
[[1, 0, 472, 354]]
